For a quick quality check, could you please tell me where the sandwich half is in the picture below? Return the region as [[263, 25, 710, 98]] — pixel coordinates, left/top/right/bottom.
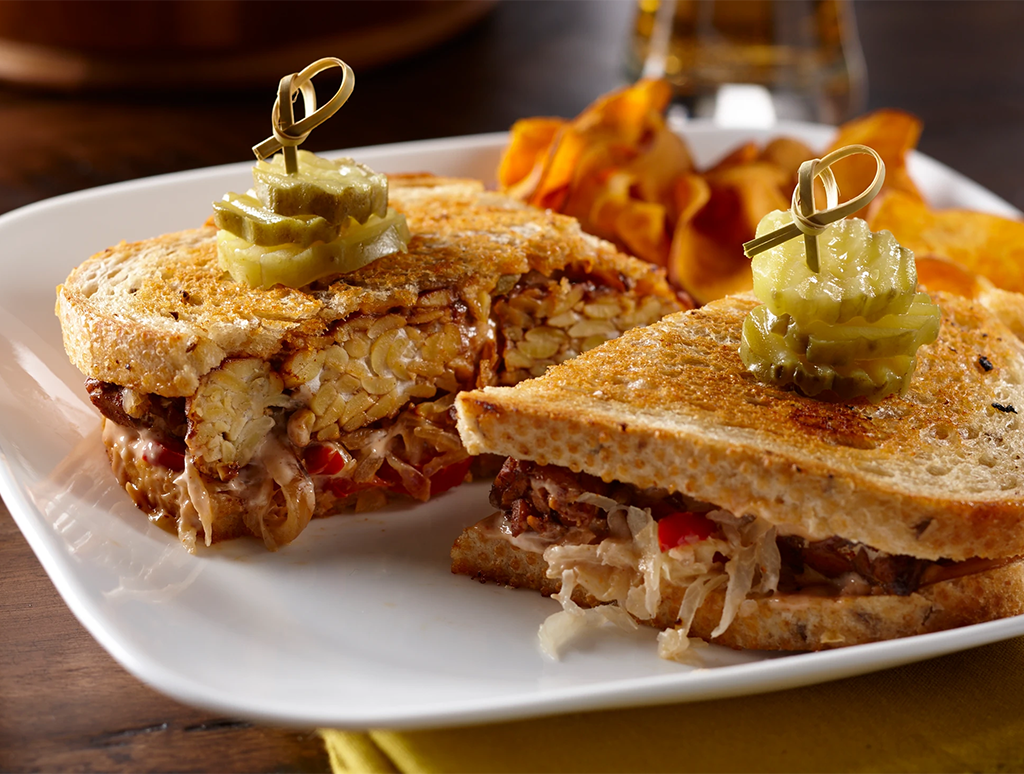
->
[[56, 175, 682, 551], [453, 291, 1024, 652]]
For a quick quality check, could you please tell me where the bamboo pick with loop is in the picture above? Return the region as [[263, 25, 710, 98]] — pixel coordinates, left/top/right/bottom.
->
[[253, 57, 355, 175], [742, 144, 886, 273]]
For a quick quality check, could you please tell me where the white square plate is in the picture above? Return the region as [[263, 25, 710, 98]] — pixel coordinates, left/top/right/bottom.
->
[[2, 123, 1022, 730]]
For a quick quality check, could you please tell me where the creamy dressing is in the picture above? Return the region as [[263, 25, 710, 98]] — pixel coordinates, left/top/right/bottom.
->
[[103, 420, 162, 468], [256, 432, 315, 549], [181, 456, 216, 548], [104, 419, 316, 551]]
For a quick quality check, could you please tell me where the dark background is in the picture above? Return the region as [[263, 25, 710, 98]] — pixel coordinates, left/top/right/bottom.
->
[[2, 1, 1023, 770]]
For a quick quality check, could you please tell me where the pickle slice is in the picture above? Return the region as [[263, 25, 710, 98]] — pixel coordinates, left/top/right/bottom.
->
[[218, 209, 410, 289], [253, 150, 388, 224], [741, 303, 932, 401], [751, 212, 917, 325], [827, 356, 915, 401], [800, 294, 941, 366], [740, 306, 802, 383], [213, 192, 341, 247]]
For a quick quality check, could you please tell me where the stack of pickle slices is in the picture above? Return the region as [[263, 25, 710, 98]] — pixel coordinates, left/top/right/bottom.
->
[[741, 210, 940, 401], [214, 149, 410, 289]]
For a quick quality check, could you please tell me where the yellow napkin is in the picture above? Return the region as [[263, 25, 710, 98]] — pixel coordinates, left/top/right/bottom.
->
[[320, 636, 1024, 773]]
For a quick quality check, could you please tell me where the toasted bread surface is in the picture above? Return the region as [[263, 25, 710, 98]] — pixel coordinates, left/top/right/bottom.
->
[[57, 175, 674, 397], [451, 517, 1024, 651], [457, 292, 1024, 561]]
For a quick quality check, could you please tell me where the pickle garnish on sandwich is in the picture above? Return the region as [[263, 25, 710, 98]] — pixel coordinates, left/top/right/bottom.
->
[[213, 58, 410, 290], [740, 145, 941, 401]]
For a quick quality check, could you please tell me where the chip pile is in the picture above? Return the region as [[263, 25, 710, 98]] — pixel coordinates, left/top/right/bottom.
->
[[499, 82, 1024, 306]]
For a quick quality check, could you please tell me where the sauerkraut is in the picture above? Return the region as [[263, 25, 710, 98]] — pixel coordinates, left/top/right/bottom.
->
[[537, 496, 781, 662]]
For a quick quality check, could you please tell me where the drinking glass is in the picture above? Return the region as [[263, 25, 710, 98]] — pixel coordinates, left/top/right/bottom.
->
[[626, 0, 867, 126]]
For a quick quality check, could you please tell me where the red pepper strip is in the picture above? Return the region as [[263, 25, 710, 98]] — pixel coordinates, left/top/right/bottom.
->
[[143, 440, 185, 472], [426, 458, 473, 496], [324, 458, 472, 500], [325, 476, 385, 499], [657, 511, 715, 551], [304, 444, 348, 476]]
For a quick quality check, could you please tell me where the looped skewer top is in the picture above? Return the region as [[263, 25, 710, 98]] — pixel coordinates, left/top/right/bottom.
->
[[742, 144, 886, 273], [253, 57, 355, 175]]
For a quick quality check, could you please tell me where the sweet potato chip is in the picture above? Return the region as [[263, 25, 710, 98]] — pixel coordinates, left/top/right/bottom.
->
[[669, 164, 789, 304], [870, 190, 1024, 294], [504, 78, 694, 265], [527, 126, 590, 212], [914, 255, 986, 298], [617, 200, 671, 268], [705, 141, 760, 174], [826, 109, 925, 216], [626, 121, 694, 207], [669, 216, 753, 304], [498, 87, 1011, 311], [498, 117, 565, 198], [576, 78, 673, 141], [759, 137, 816, 184], [673, 174, 712, 224]]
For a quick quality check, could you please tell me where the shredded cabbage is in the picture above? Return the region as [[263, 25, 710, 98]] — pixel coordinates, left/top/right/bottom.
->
[[538, 569, 637, 658], [657, 629, 712, 664], [538, 496, 781, 662], [182, 456, 216, 548]]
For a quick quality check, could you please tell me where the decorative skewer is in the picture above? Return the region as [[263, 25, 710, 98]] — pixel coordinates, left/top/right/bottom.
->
[[743, 144, 886, 272], [253, 57, 355, 175]]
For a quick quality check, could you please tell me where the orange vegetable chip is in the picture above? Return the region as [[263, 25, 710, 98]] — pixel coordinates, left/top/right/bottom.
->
[[497, 78, 693, 267], [589, 171, 632, 237], [672, 173, 712, 225], [576, 77, 673, 142], [558, 138, 622, 225], [518, 78, 677, 208], [617, 200, 671, 268], [827, 109, 925, 216], [589, 172, 673, 267], [669, 163, 789, 304], [914, 255, 987, 298], [626, 121, 694, 208], [705, 141, 760, 174], [758, 137, 816, 184], [870, 190, 1024, 294], [498, 117, 565, 198]]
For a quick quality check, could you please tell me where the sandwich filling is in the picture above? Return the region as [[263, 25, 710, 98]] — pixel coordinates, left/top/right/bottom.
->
[[88, 269, 678, 552], [485, 458, 1017, 657]]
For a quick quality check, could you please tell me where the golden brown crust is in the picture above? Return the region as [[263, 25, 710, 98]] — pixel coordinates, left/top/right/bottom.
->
[[101, 418, 396, 545], [456, 292, 1024, 561], [57, 176, 676, 397], [451, 517, 1024, 651]]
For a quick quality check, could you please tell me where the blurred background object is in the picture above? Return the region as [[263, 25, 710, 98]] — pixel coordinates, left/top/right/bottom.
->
[[627, 0, 866, 125], [0, 0, 496, 91]]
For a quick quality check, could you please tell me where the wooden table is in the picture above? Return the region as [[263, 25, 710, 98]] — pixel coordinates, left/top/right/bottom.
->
[[3, 1, 1023, 770]]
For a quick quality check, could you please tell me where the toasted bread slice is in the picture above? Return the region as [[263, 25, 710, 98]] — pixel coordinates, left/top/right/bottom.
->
[[57, 175, 678, 397], [451, 519, 1024, 650], [457, 292, 1024, 562], [58, 175, 683, 550]]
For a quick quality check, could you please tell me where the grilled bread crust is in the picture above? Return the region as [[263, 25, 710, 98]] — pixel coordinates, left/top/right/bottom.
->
[[456, 292, 1024, 562], [57, 175, 677, 398], [451, 518, 1024, 651]]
